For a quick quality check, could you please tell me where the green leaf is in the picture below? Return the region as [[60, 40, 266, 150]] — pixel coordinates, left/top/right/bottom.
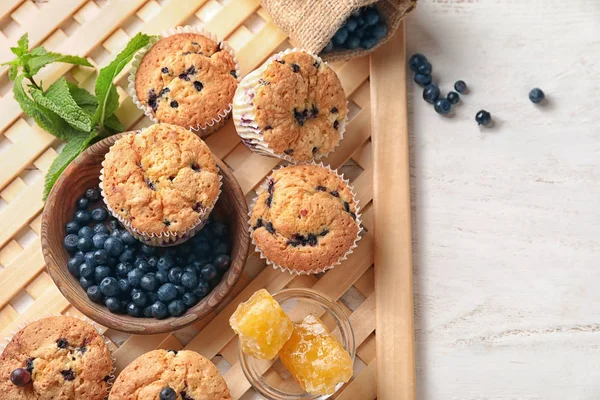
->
[[28, 52, 92, 76], [43, 132, 94, 200], [30, 46, 48, 56], [104, 113, 124, 133], [8, 64, 18, 81], [29, 77, 92, 132], [12, 74, 81, 140], [10, 46, 23, 57], [93, 32, 153, 128], [67, 82, 98, 116], [18, 34, 29, 53]]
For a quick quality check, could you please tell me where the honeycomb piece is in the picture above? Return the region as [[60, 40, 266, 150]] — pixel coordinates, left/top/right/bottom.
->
[[229, 289, 294, 359], [279, 314, 353, 395]]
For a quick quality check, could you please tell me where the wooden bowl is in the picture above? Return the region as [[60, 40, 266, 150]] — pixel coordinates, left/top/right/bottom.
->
[[41, 133, 250, 334]]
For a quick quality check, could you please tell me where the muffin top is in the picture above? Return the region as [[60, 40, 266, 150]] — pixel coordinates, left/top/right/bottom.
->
[[102, 124, 220, 235], [109, 350, 231, 400], [250, 164, 359, 273], [0, 316, 112, 400], [243, 50, 347, 161], [135, 32, 238, 130]]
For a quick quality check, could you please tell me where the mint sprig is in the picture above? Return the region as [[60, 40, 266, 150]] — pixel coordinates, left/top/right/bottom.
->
[[2, 33, 155, 199]]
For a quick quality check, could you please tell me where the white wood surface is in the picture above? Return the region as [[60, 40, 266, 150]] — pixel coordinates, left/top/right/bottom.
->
[[405, 1, 600, 399]]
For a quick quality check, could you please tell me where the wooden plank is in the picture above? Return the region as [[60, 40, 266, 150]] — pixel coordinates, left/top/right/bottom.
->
[[370, 22, 415, 400]]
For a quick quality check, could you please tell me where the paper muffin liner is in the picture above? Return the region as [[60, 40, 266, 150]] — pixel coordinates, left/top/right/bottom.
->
[[0, 313, 116, 400], [99, 131, 223, 247], [232, 48, 348, 164], [248, 162, 362, 275], [128, 25, 240, 137]]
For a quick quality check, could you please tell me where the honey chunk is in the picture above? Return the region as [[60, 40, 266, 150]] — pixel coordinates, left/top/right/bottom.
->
[[229, 289, 294, 359], [279, 314, 353, 395]]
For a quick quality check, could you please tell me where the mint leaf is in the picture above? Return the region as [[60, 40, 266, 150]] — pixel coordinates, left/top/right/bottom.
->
[[27, 53, 92, 77], [8, 64, 18, 81], [43, 132, 94, 200], [18, 34, 29, 53], [12, 74, 81, 140], [67, 82, 98, 116], [104, 113, 124, 133], [30, 46, 47, 56], [93, 32, 153, 128], [29, 77, 92, 132]]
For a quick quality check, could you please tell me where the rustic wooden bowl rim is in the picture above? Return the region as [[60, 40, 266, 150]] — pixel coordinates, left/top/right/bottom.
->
[[41, 133, 249, 334]]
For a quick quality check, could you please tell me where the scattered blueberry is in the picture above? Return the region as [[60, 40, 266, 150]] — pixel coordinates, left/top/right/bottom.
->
[[409, 53, 428, 73], [447, 91, 460, 105], [414, 73, 432, 87], [423, 84, 441, 104], [434, 98, 452, 115], [65, 221, 80, 235], [416, 61, 432, 76], [475, 110, 492, 126], [454, 80, 467, 94], [529, 88, 545, 104]]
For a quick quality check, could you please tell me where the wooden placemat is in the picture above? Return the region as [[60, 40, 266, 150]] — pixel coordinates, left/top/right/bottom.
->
[[0, 1, 414, 398]]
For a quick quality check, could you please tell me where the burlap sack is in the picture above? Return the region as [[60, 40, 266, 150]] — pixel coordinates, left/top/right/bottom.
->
[[261, 0, 417, 61]]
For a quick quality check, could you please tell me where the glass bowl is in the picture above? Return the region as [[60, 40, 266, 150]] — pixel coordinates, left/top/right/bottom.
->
[[239, 288, 356, 400]]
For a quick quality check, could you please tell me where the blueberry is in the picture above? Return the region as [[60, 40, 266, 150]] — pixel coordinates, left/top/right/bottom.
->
[[77, 197, 89, 210], [107, 257, 119, 267], [371, 23, 388, 40], [140, 273, 157, 291], [181, 271, 199, 289], [135, 260, 150, 272], [118, 278, 130, 294], [130, 288, 142, 298], [346, 18, 358, 32], [148, 257, 158, 269], [345, 34, 360, 50], [147, 291, 158, 304], [99, 277, 119, 297], [213, 255, 231, 272], [151, 301, 169, 319], [423, 84, 440, 104], [160, 387, 177, 400], [434, 98, 452, 115], [84, 252, 98, 268], [529, 88, 545, 104], [475, 110, 492, 126], [168, 300, 186, 317], [132, 291, 148, 307], [156, 269, 168, 284], [79, 276, 95, 290], [141, 244, 156, 256], [454, 80, 467, 94], [174, 285, 186, 297], [127, 303, 143, 317], [158, 283, 178, 303], [409, 53, 428, 72], [77, 237, 94, 252], [213, 242, 229, 256], [364, 7, 380, 26], [65, 221, 80, 235], [119, 248, 135, 263], [200, 264, 218, 281], [322, 40, 334, 53], [355, 16, 365, 26], [447, 91, 460, 105], [104, 296, 122, 313], [92, 233, 108, 249], [168, 267, 183, 285], [110, 229, 122, 238], [85, 188, 100, 202], [104, 237, 124, 256], [86, 285, 104, 303], [414, 73, 432, 87], [93, 249, 108, 264], [120, 231, 136, 246], [64, 234, 79, 253], [333, 27, 348, 45], [94, 266, 111, 283], [360, 37, 378, 50], [74, 210, 92, 225], [68, 259, 81, 278], [194, 240, 211, 256], [91, 208, 108, 222], [194, 280, 210, 298], [93, 224, 109, 235], [211, 222, 228, 237], [143, 305, 153, 318], [182, 292, 198, 307], [416, 61, 432, 76], [79, 263, 94, 278], [108, 220, 121, 231]]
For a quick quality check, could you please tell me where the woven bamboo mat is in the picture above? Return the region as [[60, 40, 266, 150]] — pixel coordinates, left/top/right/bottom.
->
[[0, 1, 397, 398]]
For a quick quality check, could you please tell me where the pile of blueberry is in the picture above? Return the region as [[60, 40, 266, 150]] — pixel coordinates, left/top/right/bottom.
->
[[321, 5, 387, 53], [63, 187, 232, 320]]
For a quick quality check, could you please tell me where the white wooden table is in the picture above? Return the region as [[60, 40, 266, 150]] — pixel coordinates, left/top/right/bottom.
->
[[406, 1, 600, 399]]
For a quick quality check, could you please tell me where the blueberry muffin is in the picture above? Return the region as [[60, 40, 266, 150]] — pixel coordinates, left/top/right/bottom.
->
[[101, 123, 221, 246], [133, 31, 238, 134], [109, 350, 231, 400], [249, 164, 360, 274], [233, 50, 347, 162], [0, 316, 112, 400]]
